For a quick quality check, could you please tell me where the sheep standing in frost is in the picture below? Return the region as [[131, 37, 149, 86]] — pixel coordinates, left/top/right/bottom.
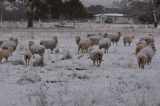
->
[[123, 35, 134, 46], [135, 39, 147, 56], [89, 35, 104, 45], [137, 52, 147, 69], [2, 38, 18, 55], [108, 32, 122, 45], [78, 39, 94, 54], [99, 38, 111, 53], [40, 36, 58, 54], [0, 48, 12, 63], [140, 43, 156, 64], [29, 41, 45, 58], [144, 34, 154, 45], [24, 51, 32, 66], [89, 47, 103, 67], [137, 43, 156, 69]]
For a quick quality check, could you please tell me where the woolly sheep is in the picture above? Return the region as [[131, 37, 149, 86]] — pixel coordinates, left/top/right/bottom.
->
[[99, 38, 111, 53], [89, 47, 103, 67], [144, 34, 154, 45], [40, 36, 58, 54], [2, 38, 18, 55], [78, 39, 94, 54], [108, 32, 122, 45], [89, 35, 103, 45], [138, 43, 156, 66], [123, 35, 134, 46], [0, 48, 12, 63], [29, 41, 45, 58], [137, 52, 147, 69], [24, 51, 32, 66]]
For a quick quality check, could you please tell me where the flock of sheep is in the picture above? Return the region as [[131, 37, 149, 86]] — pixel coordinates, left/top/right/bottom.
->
[[75, 31, 156, 69], [0, 30, 156, 69]]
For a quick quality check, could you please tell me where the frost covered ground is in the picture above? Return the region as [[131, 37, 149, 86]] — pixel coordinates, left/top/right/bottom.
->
[[0, 22, 160, 106]]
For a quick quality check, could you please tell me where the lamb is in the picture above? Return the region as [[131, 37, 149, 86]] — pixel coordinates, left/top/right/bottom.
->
[[99, 38, 111, 53], [40, 36, 58, 54], [29, 41, 45, 58], [89, 47, 103, 67], [78, 39, 94, 54], [108, 32, 122, 45], [137, 52, 147, 69], [123, 35, 134, 46], [0, 48, 12, 63]]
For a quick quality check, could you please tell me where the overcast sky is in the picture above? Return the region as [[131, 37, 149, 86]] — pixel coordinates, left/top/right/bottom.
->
[[80, 0, 120, 7]]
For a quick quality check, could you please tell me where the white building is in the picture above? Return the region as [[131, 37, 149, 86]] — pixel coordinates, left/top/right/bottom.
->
[[94, 13, 134, 24]]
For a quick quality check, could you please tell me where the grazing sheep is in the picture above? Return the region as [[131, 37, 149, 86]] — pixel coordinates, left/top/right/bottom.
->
[[0, 48, 12, 63], [99, 38, 111, 53], [89, 35, 103, 45], [29, 41, 45, 58], [78, 39, 94, 54], [123, 35, 134, 46], [145, 34, 154, 45], [137, 52, 147, 69], [75, 36, 81, 45], [2, 38, 18, 55], [138, 43, 156, 68], [135, 38, 148, 56], [40, 36, 58, 54], [89, 47, 103, 67], [108, 32, 122, 45], [24, 51, 32, 66]]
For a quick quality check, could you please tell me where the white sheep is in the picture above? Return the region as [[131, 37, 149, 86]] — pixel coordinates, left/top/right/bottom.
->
[[123, 35, 134, 46], [24, 51, 32, 66], [99, 38, 111, 53], [29, 41, 45, 58], [108, 32, 122, 45], [138, 43, 156, 67], [144, 34, 154, 45], [40, 36, 58, 54], [2, 38, 18, 55], [89, 47, 103, 67], [89, 35, 104, 45], [78, 39, 94, 54]]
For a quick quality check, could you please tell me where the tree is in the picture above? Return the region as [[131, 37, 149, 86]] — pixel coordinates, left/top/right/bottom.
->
[[87, 5, 105, 14]]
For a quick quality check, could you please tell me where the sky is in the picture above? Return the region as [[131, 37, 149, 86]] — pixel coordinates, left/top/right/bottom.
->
[[80, 0, 120, 7]]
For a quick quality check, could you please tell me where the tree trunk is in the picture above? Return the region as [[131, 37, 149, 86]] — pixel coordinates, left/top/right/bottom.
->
[[28, 17, 33, 28], [152, 9, 158, 28]]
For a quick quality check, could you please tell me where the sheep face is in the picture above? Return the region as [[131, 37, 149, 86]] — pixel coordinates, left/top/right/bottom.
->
[[40, 40, 45, 46], [29, 41, 34, 47]]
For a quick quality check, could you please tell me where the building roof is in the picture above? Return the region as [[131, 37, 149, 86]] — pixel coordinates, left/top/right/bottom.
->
[[94, 13, 127, 17]]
